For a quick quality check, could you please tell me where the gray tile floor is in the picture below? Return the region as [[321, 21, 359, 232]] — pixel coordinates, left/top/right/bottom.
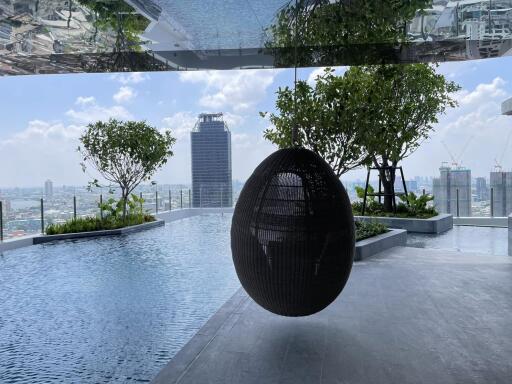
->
[[152, 247, 512, 384]]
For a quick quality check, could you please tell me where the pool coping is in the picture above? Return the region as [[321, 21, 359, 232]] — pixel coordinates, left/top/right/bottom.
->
[[32, 220, 165, 245], [151, 288, 249, 384]]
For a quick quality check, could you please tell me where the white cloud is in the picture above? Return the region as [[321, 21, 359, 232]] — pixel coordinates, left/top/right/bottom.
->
[[162, 112, 197, 140], [0, 120, 86, 186], [399, 76, 512, 177], [1, 120, 81, 145], [113, 86, 137, 104], [179, 69, 282, 112], [66, 97, 132, 124], [75, 96, 96, 106], [110, 72, 149, 84], [458, 77, 507, 106], [307, 66, 348, 85]]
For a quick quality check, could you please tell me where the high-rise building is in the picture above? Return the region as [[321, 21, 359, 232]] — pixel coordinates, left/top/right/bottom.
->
[[475, 177, 488, 201], [44, 179, 53, 199], [191, 113, 232, 208], [394, 177, 418, 194], [0, 191, 11, 217], [433, 165, 472, 216], [490, 171, 512, 216]]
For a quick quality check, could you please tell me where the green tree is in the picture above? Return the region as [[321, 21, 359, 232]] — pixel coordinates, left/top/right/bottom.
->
[[354, 64, 460, 211], [266, 0, 432, 66], [262, 68, 367, 176], [78, 119, 176, 218]]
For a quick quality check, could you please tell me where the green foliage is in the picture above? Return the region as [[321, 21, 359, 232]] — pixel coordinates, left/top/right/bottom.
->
[[98, 194, 146, 219], [47, 194, 153, 235], [78, 119, 175, 217], [266, 0, 432, 66], [46, 214, 155, 236], [399, 192, 434, 212], [351, 64, 461, 168], [262, 68, 367, 176], [355, 185, 375, 202], [355, 221, 389, 242], [352, 188, 438, 219]]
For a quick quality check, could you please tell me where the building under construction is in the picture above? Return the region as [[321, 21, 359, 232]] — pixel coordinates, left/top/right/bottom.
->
[[433, 165, 472, 216], [490, 171, 512, 216]]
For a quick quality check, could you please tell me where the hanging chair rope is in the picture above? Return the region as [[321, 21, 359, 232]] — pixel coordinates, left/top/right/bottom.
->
[[292, 0, 299, 147]]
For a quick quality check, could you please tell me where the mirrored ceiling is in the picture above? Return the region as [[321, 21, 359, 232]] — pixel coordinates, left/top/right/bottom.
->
[[1, 0, 511, 76]]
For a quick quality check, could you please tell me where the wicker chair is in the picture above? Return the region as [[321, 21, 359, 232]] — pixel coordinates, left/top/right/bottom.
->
[[231, 148, 355, 317]]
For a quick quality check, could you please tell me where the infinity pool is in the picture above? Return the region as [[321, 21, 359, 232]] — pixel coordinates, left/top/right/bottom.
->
[[0, 214, 238, 383]]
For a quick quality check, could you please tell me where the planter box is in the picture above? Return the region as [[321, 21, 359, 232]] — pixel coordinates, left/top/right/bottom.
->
[[355, 229, 407, 261], [354, 214, 453, 234], [33, 220, 165, 245]]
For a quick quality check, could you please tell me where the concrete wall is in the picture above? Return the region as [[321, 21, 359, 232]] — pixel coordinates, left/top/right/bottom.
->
[[354, 214, 453, 234], [454, 217, 508, 228], [355, 229, 407, 261], [156, 207, 234, 222]]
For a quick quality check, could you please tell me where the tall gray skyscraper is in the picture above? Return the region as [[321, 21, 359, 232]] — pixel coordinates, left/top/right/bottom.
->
[[433, 165, 472, 216], [44, 179, 53, 199], [490, 171, 512, 216], [475, 177, 488, 201], [191, 113, 232, 208]]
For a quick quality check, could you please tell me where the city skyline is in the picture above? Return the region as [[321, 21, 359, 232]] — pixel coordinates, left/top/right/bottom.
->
[[1, 58, 512, 187]]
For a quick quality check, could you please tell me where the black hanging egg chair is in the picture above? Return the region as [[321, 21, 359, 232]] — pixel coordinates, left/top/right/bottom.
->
[[231, 147, 355, 317]]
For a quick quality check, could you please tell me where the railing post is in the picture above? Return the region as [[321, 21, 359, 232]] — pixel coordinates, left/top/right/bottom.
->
[[169, 189, 172, 211], [40, 198, 44, 234], [456, 189, 460, 217], [0, 201, 3, 242], [189, 189, 191, 208], [180, 190, 183, 209], [100, 194, 104, 220], [491, 187, 494, 217], [155, 190, 159, 214], [73, 195, 77, 220]]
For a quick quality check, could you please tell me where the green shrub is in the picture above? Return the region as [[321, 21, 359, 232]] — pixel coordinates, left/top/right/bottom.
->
[[352, 188, 438, 219], [46, 214, 155, 235], [46, 194, 154, 235], [355, 221, 388, 241]]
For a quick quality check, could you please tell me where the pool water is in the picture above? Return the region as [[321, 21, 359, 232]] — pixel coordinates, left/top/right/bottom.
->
[[0, 214, 239, 383], [406, 225, 509, 256]]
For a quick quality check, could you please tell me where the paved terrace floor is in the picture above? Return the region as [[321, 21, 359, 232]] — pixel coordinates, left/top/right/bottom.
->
[[152, 246, 512, 384]]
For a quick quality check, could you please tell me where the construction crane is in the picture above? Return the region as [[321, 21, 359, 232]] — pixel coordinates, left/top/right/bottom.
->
[[441, 136, 474, 168], [494, 129, 512, 172]]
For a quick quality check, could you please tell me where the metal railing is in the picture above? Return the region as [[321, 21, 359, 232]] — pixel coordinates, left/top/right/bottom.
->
[[0, 186, 244, 241]]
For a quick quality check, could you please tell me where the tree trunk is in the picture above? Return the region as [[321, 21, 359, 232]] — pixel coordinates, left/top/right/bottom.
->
[[121, 187, 128, 221], [376, 163, 396, 213], [380, 171, 395, 212]]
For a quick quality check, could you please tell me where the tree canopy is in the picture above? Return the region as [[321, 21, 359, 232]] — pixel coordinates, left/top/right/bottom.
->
[[263, 63, 460, 211], [262, 68, 367, 176], [78, 119, 175, 217]]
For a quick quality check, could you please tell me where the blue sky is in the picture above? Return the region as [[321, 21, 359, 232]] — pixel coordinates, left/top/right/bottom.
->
[[1, 56, 512, 188]]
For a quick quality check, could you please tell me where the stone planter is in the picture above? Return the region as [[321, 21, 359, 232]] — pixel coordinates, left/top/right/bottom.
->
[[354, 214, 452, 234], [355, 229, 407, 261], [33, 219, 165, 245]]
